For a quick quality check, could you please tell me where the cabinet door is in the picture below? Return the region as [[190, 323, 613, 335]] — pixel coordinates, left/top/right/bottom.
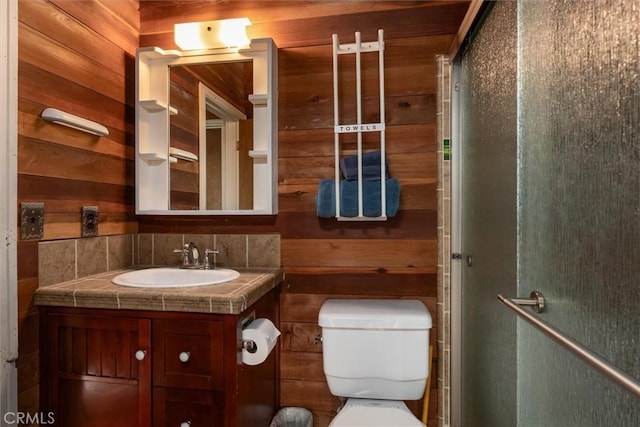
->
[[153, 319, 224, 390], [45, 313, 151, 426], [153, 388, 224, 427]]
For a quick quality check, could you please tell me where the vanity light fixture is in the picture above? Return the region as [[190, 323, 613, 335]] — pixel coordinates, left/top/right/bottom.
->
[[40, 108, 109, 136], [174, 18, 251, 51]]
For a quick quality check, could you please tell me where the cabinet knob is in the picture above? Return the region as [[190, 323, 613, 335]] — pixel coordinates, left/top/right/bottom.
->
[[179, 351, 190, 363], [180, 421, 191, 427], [135, 350, 147, 361]]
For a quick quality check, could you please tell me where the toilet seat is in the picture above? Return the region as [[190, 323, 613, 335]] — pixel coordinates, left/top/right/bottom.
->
[[329, 399, 424, 427]]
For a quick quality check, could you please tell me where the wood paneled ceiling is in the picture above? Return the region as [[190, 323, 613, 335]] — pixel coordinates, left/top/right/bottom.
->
[[139, 1, 472, 49]]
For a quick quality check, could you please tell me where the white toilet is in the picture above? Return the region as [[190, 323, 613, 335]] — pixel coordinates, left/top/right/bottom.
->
[[318, 299, 432, 427]]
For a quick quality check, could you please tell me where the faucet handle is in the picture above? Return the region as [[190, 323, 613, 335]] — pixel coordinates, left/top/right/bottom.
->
[[173, 246, 189, 265], [204, 249, 219, 270]]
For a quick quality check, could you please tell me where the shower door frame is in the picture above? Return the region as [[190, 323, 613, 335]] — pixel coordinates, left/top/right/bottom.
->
[[449, 59, 463, 427], [447, 3, 489, 424], [448, 2, 519, 425]]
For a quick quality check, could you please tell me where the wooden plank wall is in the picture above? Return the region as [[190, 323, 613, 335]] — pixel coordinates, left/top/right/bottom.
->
[[14, 0, 468, 423], [138, 2, 469, 426], [17, 0, 139, 414]]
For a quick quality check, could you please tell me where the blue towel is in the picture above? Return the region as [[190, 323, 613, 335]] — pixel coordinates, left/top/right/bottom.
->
[[340, 151, 389, 181], [316, 178, 400, 218]]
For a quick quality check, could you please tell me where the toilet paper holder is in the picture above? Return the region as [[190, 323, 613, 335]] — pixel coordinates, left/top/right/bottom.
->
[[239, 315, 280, 364], [242, 339, 257, 354], [240, 313, 258, 353]]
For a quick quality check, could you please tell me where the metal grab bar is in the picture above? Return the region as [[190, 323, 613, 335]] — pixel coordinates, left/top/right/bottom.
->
[[498, 294, 640, 400], [509, 290, 545, 313]]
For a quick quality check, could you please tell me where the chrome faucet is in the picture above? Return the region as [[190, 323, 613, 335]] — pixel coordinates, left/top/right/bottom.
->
[[174, 243, 220, 269], [173, 242, 200, 269]]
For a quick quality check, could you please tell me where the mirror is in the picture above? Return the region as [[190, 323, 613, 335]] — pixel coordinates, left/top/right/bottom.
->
[[135, 39, 277, 215], [169, 61, 254, 210]]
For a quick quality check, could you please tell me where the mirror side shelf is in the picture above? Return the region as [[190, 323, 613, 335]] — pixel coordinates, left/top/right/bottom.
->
[[135, 39, 278, 215]]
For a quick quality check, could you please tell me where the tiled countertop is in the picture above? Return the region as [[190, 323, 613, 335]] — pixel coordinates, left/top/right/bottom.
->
[[34, 267, 284, 315]]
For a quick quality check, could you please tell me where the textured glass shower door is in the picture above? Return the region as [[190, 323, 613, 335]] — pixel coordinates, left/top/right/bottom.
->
[[459, 2, 518, 426], [458, 0, 640, 426], [516, 0, 640, 425]]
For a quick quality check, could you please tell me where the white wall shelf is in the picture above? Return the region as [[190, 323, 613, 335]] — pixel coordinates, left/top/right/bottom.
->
[[139, 100, 178, 115], [248, 150, 268, 159], [139, 100, 166, 112], [248, 93, 268, 106], [139, 153, 167, 162]]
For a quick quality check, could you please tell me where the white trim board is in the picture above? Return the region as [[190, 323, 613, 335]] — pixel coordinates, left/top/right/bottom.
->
[[0, 0, 19, 421]]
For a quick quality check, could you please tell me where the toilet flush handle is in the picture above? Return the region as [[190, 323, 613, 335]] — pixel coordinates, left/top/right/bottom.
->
[[313, 334, 322, 345]]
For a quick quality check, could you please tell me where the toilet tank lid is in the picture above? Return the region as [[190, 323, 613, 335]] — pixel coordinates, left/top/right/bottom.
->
[[318, 299, 432, 330]]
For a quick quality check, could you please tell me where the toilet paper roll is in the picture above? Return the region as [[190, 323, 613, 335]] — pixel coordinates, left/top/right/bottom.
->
[[241, 318, 281, 366]]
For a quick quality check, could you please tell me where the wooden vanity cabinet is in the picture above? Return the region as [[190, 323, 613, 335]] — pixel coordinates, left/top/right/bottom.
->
[[40, 288, 278, 427]]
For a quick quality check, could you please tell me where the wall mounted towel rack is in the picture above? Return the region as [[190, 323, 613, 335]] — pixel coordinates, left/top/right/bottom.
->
[[498, 293, 640, 399], [332, 29, 387, 221]]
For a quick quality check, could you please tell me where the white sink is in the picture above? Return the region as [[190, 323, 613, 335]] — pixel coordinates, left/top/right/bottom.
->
[[112, 267, 240, 288]]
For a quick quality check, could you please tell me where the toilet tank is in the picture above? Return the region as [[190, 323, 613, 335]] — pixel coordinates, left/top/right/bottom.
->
[[318, 299, 432, 400]]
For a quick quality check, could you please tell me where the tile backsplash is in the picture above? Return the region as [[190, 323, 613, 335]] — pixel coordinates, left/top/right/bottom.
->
[[38, 233, 280, 287], [136, 233, 280, 269]]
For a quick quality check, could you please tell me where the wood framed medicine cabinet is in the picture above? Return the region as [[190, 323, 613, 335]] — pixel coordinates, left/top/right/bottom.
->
[[135, 38, 278, 215]]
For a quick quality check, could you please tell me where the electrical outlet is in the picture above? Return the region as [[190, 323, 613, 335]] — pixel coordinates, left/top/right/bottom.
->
[[21, 203, 45, 240], [82, 206, 99, 237]]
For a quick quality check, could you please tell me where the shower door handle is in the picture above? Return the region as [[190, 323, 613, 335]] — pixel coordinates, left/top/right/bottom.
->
[[452, 253, 473, 266], [498, 291, 640, 399]]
